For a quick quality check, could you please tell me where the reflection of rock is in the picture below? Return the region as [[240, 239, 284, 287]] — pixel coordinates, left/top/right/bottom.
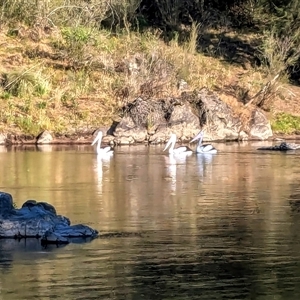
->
[[257, 142, 300, 151], [289, 194, 300, 212], [37, 144, 54, 152], [0, 237, 67, 253], [0, 192, 98, 245]]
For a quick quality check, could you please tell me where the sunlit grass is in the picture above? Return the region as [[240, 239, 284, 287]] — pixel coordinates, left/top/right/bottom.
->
[[0, 24, 294, 135], [271, 113, 300, 134]]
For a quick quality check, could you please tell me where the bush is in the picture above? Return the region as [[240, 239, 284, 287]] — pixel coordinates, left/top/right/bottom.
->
[[271, 113, 300, 134]]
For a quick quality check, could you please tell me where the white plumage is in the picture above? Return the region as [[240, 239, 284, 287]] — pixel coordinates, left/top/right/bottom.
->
[[163, 133, 193, 155], [92, 131, 113, 156], [190, 130, 217, 154]]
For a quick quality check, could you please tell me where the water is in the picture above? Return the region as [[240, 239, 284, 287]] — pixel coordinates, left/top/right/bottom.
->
[[0, 141, 300, 299]]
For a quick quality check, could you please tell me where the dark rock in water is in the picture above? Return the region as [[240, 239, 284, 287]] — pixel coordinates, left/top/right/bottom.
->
[[0, 191, 98, 245], [0, 192, 14, 215], [257, 142, 300, 151]]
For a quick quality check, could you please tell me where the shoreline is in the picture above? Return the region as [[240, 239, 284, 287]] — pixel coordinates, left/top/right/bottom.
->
[[0, 131, 300, 146]]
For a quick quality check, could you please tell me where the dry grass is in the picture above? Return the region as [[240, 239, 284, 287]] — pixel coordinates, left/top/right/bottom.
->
[[0, 25, 299, 135]]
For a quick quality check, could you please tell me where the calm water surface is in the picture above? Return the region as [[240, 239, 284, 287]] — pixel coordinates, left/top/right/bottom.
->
[[0, 141, 300, 299]]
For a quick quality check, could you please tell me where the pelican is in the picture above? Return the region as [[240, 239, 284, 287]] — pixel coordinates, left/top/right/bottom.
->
[[92, 131, 113, 155], [190, 130, 217, 154], [163, 133, 193, 155]]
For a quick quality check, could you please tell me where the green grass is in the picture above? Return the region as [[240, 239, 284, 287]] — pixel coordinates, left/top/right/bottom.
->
[[271, 113, 300, 134], [0, 21, 297, 135]]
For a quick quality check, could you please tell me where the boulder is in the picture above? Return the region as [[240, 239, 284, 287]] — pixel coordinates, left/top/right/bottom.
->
[[257, 142, 300, 151], [0, 133, 7, 145], [111, 88, 273, 145], [181, 88, 243, 141], [36, 130, 53, 144], [248, 109, 273, 140], [0, 191, 98, 245], [149, 101, 200, 143]]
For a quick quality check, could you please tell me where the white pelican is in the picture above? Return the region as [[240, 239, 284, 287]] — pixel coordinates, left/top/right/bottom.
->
[[190, 130, 217, 154], [92, 131, 113, 155], [163, 133, 193, 155]]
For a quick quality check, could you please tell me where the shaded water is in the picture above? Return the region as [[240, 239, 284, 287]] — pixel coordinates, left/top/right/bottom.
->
[[1, 141, 300, 299]]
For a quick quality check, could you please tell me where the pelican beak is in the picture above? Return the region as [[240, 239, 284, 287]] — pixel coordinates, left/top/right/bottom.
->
[[190, 131, 203, 143], [163, 139, 171, 151], [91, 134, 100, 146]]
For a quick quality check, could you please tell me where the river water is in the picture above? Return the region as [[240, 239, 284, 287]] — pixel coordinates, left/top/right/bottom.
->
[[0, 141, 300, 299]]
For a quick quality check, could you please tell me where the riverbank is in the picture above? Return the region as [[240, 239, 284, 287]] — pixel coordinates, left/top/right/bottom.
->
[[1, 129, 300, 147], [1, 23, 300, 140]]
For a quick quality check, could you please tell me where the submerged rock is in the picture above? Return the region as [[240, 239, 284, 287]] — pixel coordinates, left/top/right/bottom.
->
[[257, 142, 300, 151], [0, 192, 98, 245]]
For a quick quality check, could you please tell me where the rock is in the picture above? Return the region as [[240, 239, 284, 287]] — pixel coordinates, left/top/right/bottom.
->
[[112, 89, 274, 143], [239, 131, 249, 140], [114, 123, 147, 143], [177, 79, 189, 91], [102, 135, 115, 144], [182, 88, 243, 141], [249, 109, 273, 140], [115, 136, 135, 145], [36, 130, 53, 144], [0, 192, 98, 245], [0, 133, 7, 145], [257, 142, 300, 151], [0, 192, 14, 215], [149, 101, 200, 143]]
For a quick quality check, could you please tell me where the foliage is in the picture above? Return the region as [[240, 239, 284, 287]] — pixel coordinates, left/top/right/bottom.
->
[[3, 68, 51, 98], [0, 0, 300, 135], [271, 113, 300, 134]]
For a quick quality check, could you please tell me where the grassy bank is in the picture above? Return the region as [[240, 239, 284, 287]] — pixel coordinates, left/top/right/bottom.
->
[[0, 21, 299, 135]]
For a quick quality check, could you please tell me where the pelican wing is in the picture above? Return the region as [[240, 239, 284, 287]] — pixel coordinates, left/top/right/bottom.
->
[[102, 146, 112, 153], [173, 146, 193, 155], [202, 144, 217, 153], [173, 146, 186, 154]]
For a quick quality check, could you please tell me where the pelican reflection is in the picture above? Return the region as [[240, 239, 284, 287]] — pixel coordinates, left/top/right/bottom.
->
[[93, 155, 112, 193], [196, 153, 215, 178], [164, 154, 189, 193]]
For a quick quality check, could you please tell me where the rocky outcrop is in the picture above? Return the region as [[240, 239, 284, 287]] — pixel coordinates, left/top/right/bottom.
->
[[181, 88, 243, 141], [257, 142, 300, 151], [0, 192, 98, 245], [109, 88, 273, 144], [248, 109, 273, 140], [0, 88, 275, 145]]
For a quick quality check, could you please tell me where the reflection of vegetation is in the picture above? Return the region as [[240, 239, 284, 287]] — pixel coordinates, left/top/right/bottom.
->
[[1, 147, 300, 298]]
